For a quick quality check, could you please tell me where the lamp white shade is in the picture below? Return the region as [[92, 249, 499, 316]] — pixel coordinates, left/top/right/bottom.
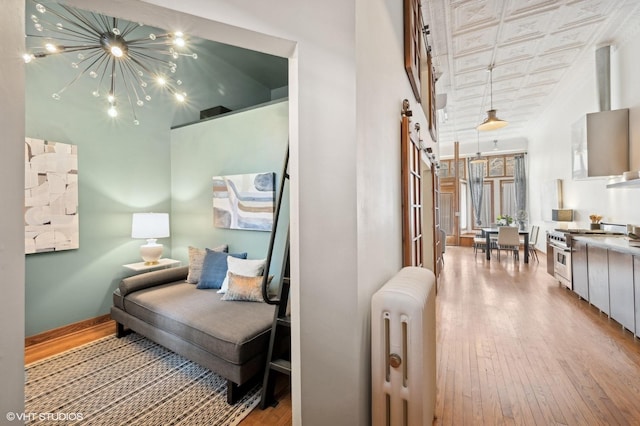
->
[[131, 213, 170, 264], [131, 213, 170, 238]]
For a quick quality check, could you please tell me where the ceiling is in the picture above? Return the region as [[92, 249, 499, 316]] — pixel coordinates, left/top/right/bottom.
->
[[422, 0, 640, 152]]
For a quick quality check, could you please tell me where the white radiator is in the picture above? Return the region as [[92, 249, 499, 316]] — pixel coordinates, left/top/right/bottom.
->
[[371, 266, 436, 426]]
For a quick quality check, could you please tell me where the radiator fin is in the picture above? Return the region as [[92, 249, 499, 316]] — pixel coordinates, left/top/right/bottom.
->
[[402, 319, 408, 388]]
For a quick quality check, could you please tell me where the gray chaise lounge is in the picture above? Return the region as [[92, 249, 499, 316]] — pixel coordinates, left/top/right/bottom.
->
[[110, 265, 275, 403]]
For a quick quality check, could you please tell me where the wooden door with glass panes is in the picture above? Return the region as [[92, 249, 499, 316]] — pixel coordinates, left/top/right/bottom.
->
[[400, 103, 423, 267]]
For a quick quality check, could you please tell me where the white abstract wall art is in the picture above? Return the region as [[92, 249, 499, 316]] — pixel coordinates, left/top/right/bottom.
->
[[24, 138, 79, 254], [212, 172, 275, 231]]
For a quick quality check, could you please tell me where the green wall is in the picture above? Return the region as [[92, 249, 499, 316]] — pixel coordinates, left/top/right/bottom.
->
[[24, 32, 283, 337], [24, 57, 175, 337], [170, 100, 289, 282]]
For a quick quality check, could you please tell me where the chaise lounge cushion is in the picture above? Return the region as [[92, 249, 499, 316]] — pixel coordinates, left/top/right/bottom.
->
[[120, 279, 274, 365]]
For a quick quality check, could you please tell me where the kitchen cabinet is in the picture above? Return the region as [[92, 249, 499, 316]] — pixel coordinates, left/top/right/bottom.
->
[[572, 240, 589, 300], [587, 245, 609, 314], [608, 250, 635, 332]]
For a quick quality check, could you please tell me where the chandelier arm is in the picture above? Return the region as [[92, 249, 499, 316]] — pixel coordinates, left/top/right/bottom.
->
[[26, 33, 95, 44], [127, 55, 160, 78], [109, 58, 117, 97], [120, 59, 148, 101], [94, 54, 112, 95], [128, 51, 176, 69], [116, 59, 139, 117], [57, 4, 105, 38], [46, 45, 103, 55], [126, 36, 173, 45], [120, 21, 141, 38], [92, 10, 112, 35], [54, 27, 100, 43], [52, 56, 104, 96], [132, 49, 184, 62], [74, 49, 107, 71]]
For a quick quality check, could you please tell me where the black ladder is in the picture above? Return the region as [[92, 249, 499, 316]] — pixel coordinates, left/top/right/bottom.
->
[[260, 147, 291, 409]]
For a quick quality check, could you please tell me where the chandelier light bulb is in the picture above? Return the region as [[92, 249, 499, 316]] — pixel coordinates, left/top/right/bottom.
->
[[175, 92, 186, 102], [107, 105, 118, 117], [173, 37, 185, 47], [110, 46, 124, 57], [107, 93, 115, 103], [156, 77, 166, 86], [45, 43, 57, 53], [23, 53, 34, 63]]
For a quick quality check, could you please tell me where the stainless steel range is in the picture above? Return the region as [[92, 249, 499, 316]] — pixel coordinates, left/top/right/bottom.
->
[[547, 230, 572, 288], [546, 224, 626, 289]]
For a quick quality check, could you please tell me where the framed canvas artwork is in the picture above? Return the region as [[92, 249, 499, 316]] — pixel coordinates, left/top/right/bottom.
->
[[212, 172, 275, 231], [24, 138, 79, 254]]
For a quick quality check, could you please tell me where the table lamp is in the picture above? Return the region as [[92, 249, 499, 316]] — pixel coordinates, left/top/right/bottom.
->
[[131, 213, 170, 264]]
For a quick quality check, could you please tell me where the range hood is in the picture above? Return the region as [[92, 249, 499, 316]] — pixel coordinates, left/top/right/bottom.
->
[[572, 45, 629, 180]]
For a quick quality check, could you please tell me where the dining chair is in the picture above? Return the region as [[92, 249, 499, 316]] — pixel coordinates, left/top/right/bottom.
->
[[497, 226, 520, 260], [473, 231, 487, 257], [527, 225, 540, 261], [474, 229, 497, 257]]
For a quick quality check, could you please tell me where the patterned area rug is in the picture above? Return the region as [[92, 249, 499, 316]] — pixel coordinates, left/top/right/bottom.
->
[[25, 333, 260, 425]]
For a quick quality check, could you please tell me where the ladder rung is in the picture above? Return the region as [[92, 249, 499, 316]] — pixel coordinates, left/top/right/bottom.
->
[[270, 358, 291, 375], [276, 316, 291, 327]]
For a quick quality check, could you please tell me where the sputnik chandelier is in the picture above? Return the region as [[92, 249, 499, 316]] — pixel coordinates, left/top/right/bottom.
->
[[24, 1, 198, 124]]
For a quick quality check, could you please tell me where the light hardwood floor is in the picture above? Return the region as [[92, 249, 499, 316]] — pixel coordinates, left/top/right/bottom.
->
[[25, 246, 640, 424], [435, 246, 640, 425]]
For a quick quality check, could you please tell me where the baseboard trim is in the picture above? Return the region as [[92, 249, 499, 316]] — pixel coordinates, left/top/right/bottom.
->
[[25, 314, 113, 347]]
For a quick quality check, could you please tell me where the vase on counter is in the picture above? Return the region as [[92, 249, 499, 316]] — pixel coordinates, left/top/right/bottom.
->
[[590, 223, 601, 230]]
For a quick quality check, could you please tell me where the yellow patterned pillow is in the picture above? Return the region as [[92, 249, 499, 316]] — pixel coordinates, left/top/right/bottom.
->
[[221, 272, 273, 302]]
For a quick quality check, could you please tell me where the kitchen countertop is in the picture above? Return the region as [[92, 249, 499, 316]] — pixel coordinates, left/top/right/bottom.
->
[[572, 235, 640, 255]]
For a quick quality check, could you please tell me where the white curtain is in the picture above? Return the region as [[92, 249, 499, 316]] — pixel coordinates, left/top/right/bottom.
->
[[514, 154, 527, 229], [501, 181, 516, 218], [468, 162, 485, 226], [480, 182, 492, 227], [440, 193, 454, 235]]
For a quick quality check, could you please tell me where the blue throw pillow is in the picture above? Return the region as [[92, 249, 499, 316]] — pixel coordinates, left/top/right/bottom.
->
[[197, 249, 247, 289]]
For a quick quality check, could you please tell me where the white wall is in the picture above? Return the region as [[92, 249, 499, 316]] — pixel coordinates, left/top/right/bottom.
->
[[527, 34, 640, 249], [0, 0, 26, 420], [355, 0, 433, 420]]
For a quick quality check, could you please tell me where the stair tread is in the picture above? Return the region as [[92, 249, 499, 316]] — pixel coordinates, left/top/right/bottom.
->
[[276, 316, 291, 327], [270, 358, 292, 375]]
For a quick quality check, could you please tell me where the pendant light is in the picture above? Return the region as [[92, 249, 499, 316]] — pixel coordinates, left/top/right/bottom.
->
[[469, 132, 487, 164], [477, 65, 508, 131]]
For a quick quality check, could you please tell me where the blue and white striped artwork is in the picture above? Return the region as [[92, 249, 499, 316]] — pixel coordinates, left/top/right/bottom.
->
[[212, 172, 275, 231]]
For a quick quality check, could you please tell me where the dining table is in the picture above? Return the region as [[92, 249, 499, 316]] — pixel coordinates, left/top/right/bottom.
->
[[482, 227, 530, 263]]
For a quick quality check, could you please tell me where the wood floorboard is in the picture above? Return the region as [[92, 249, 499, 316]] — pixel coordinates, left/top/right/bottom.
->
[[25, 245, 640, 425], [435, 246, 640, 425]]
